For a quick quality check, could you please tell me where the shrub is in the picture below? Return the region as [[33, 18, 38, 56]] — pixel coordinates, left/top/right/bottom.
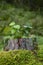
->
[[0, 50, 42, 65]]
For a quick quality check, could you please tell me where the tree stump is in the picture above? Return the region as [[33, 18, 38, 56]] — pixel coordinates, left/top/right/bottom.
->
[[4, 37, 38, 51], [4, 39, 18, 51]]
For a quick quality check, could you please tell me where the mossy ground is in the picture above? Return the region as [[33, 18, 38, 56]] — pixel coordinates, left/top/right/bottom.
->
[[0, 50, 43, 65]]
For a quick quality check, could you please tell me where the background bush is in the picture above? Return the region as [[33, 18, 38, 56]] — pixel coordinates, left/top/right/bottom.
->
[[0, 0, 43, 10], [0, 0, 43, 36]]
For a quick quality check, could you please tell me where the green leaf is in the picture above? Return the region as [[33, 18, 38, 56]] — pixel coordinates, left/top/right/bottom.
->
[[9, 22, 15, 26], [11, 29, 15, 34], [13, 25, 20, 29]]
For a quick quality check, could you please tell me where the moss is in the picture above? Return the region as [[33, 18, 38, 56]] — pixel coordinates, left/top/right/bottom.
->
[[0, 50, 42, 65]]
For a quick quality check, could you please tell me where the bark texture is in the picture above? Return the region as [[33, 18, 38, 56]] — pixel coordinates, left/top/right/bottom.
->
[[4, 38, 38, 51]]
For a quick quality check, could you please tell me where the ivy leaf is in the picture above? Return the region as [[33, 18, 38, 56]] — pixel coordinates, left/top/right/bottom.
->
[[9, 22, 15, 26], [11, 29, 15, 34], [13, 25, 20, 29]]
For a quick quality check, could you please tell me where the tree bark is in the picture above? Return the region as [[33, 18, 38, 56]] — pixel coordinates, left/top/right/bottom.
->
[[4, 38, 38, 51]]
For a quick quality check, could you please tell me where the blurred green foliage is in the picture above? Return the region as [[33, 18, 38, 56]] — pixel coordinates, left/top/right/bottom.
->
[[0, 0, 43, 10], [0, 1, 43, 36]]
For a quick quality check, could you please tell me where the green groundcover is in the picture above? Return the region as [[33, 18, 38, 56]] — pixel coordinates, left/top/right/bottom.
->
[[0, 50, 43, 65]]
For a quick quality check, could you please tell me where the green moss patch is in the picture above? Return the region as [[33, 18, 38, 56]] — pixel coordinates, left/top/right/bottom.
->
[[0, 50, 42, 65]]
